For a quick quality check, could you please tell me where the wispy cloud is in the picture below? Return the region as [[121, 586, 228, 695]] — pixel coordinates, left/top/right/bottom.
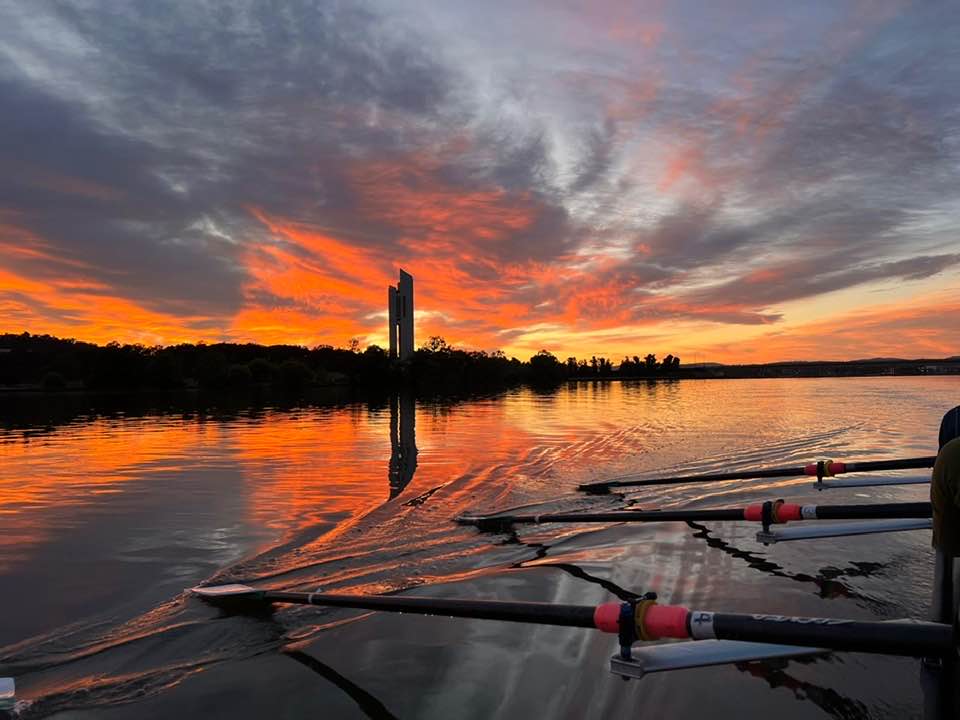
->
[[0, 0, 958, 359]]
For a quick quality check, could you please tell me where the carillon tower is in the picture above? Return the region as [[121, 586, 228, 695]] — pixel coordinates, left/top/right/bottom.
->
[[388, 269, 414, 360]]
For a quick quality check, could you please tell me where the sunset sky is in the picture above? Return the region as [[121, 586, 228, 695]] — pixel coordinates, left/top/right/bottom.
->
[[1, 1, 958, 363]]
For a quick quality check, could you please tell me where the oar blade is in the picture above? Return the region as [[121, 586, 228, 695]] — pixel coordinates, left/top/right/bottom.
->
[[191, 583, 261, 599]]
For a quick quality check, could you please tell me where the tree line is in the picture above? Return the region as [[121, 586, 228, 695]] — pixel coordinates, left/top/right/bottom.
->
[[0, 332, 680, 396]]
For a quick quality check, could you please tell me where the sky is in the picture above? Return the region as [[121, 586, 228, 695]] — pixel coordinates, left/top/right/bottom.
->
[[1, 0, 958, 363]]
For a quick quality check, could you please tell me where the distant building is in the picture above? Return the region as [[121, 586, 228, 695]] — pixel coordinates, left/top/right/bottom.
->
[[388, 269, 414, 360]]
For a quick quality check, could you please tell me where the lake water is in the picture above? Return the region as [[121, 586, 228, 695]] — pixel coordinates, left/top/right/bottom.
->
[[0, 377, 957, 719]]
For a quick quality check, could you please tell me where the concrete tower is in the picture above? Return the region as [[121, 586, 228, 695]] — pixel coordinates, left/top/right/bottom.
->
[[388, 285, 398, 358], [388, 269, 414, 360]]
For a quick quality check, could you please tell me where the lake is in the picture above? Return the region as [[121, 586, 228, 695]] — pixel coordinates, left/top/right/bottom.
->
[[0, 377, 956, 719]]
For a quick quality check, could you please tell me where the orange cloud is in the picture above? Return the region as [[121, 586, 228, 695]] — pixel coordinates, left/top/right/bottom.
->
[[695, 289, 960, 363], [0, 215, 226, 343], [346, 154, 541, 253], [2, 117, 956, 364]]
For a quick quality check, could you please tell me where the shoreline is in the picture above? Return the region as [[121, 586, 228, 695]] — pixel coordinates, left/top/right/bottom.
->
[[3, 360, 958, 397]]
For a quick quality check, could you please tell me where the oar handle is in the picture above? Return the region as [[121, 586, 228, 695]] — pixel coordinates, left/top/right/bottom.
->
[[744, 501, 932, 523], [637, 604, 953, 657]]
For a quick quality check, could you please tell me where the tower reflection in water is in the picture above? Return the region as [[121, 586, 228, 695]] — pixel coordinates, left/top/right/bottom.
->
[[388, 393, 418, 499]]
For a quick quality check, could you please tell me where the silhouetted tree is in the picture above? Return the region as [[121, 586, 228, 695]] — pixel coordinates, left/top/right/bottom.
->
[[528, 349, 564, 386], [423, 336, 450, 353], [146, 351, 183, 389], [41, 371, 67, 391], [247, 358, 276, 383], [227, 363, 253, 388], [356, 345, 389, 387], [0, 331, 692, 397], [278, 359, 312, 392], [196, 351, 229, 390]]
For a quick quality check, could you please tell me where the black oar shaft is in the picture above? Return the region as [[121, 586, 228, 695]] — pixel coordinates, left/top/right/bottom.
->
[[702, 612, 951, 657], [459, 502, 932, 529], [479, 509, 744, 525], [595, 466, 806, 489], [264, 591, 599, 628], [814, 502, 931, 520], [636, 604, 953, 656], [579, 455, 936, 492], [842, 457, 937, 474]]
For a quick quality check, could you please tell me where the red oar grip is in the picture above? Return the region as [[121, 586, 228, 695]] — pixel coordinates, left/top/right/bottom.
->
[[593, 602, 621, 633], [804, 461, 848, 476], [595, 602, 693, 639], [777, 503, 803, 521], [744, 501, 803, 523], [643, 604, 690, 639]]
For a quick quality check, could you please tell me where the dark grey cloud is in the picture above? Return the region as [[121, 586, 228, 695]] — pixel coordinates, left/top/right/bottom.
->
[[0, 67, 247, 315], [1, 0, 959, 338], [689, 253, 960, 310], [0, 0, 483, 319], [570, 5, 960, 319]]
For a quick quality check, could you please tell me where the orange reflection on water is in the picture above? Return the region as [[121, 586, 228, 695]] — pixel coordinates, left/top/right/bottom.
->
[[0, 419, 226, 573], [4, 378, 948, 595], [234, 406, 395, 536]]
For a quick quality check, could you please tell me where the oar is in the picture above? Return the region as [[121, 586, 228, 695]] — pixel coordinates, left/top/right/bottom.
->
[[191, 584, 953, 658], [456, 501, 932, 532], [193, 583, 599, 627], [578, 455, 937, 493]]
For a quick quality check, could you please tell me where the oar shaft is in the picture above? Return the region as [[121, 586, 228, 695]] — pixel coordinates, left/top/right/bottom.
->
[[468, 509, 745, 525], [841, 457, 937, 474], [264, 591, 600, 628], [813, 502, 931, 520], [579, 455, 937, 492], [459, 502, 932, 529], [581, 466, 805, 491], [194, 587, 954, 657], [645, 605, 953, 657]]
